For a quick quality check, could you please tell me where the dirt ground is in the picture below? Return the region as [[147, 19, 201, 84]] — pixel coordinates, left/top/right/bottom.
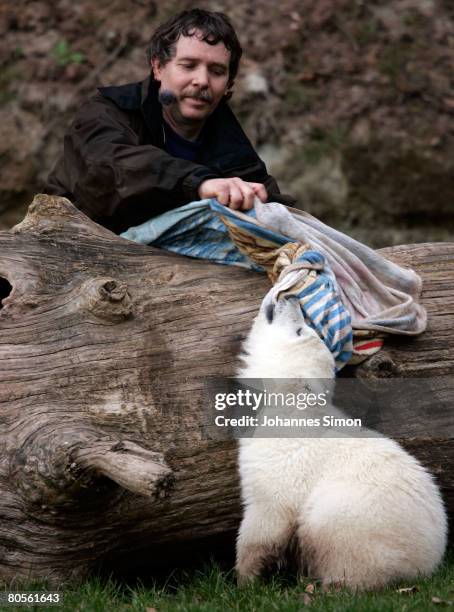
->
[[1, 0, 453, 247]]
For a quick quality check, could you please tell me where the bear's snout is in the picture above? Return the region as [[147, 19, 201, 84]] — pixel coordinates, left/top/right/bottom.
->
[[265, 303, 274, 324]]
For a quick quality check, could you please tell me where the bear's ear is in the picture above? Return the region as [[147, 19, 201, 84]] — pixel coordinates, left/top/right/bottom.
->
[[265, 303, 274, 324]]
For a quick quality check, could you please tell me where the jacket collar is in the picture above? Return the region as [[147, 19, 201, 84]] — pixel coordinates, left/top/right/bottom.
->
[[99, 75, 164, 146], [140, 77, 164, 145]]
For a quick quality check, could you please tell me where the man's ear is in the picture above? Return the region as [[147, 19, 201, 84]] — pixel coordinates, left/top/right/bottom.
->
[[224, 80, 234, 100], [151, 58, 162, 81]]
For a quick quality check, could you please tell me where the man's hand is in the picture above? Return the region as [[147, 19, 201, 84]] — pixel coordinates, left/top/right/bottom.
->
[[198, 177, 268, 210]]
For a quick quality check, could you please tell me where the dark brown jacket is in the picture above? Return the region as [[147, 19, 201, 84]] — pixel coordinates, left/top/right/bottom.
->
[[46, 76, 295, 234]]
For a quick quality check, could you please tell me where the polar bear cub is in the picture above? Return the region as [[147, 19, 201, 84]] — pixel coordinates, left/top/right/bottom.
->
[[236, 297, 447, 590]]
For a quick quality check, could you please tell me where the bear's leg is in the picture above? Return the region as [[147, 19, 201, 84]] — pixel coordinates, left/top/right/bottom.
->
[[236, 502, 294, 585], [299, 480, 424, 590]]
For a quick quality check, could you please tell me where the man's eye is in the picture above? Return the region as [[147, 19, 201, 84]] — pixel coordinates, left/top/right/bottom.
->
[[181, 64, 195, 70], [211, 69, 226, 76]]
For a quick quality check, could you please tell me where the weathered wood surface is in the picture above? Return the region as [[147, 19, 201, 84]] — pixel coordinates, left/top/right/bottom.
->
[[0, 194, 452, 585]]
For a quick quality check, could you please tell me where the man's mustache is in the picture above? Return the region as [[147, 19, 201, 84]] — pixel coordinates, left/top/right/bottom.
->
[[182, 89, 213, 103], [158, 88, 213, 107]]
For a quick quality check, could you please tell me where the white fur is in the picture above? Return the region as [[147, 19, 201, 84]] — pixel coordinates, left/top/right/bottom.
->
[[236, 298, 447, 590]]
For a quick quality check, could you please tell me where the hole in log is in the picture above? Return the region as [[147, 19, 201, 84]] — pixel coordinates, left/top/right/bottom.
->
[[0, 276, 12, 309], [103, 280, 117, 292]]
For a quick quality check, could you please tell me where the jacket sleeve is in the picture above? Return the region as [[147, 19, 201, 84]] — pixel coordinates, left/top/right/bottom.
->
[[263, 174, 297, 207], [54, 95, 219, 222]]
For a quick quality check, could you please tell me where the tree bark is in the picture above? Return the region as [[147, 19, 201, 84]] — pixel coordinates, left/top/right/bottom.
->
[[0, 195, 452, 585]]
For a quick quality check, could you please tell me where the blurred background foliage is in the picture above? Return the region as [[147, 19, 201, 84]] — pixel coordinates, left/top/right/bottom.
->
[[0, 0, 453, 246]]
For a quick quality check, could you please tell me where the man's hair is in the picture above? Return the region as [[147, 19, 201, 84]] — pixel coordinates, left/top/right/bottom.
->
[[146, 9, 243, 89]]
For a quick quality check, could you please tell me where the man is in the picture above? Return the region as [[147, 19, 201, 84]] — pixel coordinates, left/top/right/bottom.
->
[[46, 9, 294, 234]]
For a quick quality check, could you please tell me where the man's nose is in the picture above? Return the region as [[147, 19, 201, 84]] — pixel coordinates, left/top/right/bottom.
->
[[191, 66, 209, 88]]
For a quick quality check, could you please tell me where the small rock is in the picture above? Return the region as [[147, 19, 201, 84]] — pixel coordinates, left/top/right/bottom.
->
[[50, 88, 76, 112], [431, 595, 453, 605], [64, 63, 88, 82], [21, 29, 60, 57], [243, 71, 269, 96], [396, 585, 419, 594], [350, 117, 371, 147], [297, 70, 316, 82], [371, 6, 404, 42], [350, 85, 367, 105], [104, 30, 121, 52], [413, 0, 436, 18], [18, 83, 48, 110], [257, 144, 286, 173], [311, 0, 335, 27]]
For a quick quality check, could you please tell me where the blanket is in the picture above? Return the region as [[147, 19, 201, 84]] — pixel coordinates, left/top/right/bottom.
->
[[121, 199, 426, 371]]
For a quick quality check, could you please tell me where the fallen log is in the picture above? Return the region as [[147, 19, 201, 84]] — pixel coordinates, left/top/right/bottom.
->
[[0, 194, 452, 585]]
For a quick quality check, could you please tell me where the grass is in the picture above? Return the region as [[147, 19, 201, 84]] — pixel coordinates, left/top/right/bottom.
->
[[1, 550, 453, 611]]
